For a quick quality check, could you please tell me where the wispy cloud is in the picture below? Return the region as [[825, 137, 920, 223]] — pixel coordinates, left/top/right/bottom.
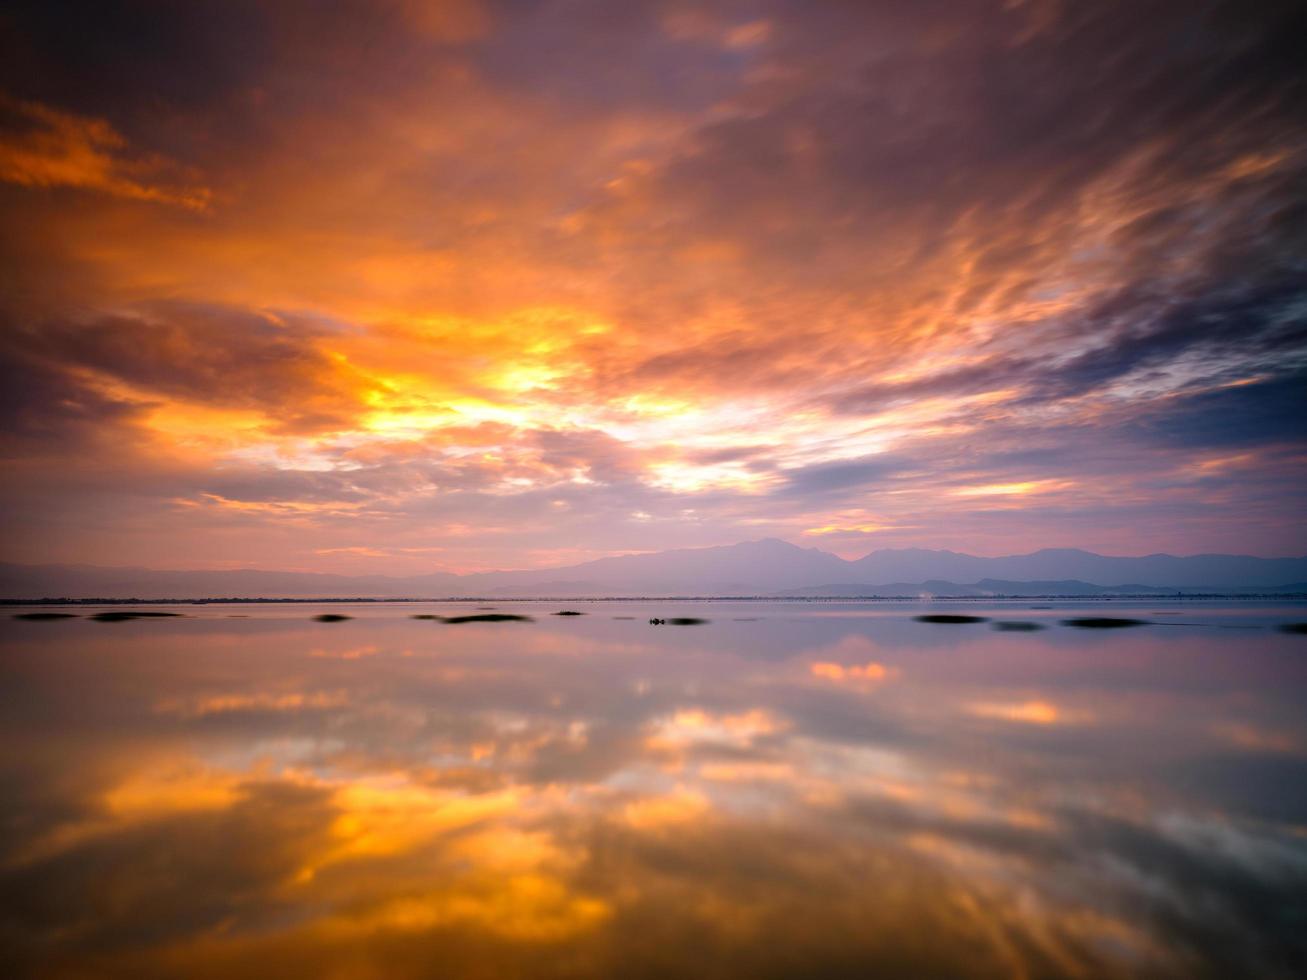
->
[[0, 0, 1304, 569], [0, 95, 210, 209]]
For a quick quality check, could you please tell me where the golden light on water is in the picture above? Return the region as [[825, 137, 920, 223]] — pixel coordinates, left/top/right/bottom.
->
[[4, 605, 1304, 977]]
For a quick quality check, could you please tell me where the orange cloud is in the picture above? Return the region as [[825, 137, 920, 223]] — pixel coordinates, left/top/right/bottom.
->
[[0, 95, 210, 209], [966, 700, 1094, 726], [155, 690, 350, 717], [810, 661, 898, 685]]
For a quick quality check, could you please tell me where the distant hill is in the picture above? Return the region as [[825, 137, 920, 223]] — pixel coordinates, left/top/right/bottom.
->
[[769, 579, 1296, 598], [846, 547, 1307, 589], [3, 539, 1306, 599], [777, 581, 991, 598], [458, 538, 850, 596]]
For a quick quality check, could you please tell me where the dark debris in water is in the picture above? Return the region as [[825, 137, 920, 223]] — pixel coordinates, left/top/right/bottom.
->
[[915, 614, 988, 624], [443, 614, 533, 624], [992, 621, 1045, 631], [13, 612, 79, 620], [1061, 617, 1148, 629], [670, 617, 707, 625], [552, 610, 585, 616], [1279, 622, 1307, 635], [313, 614, 352, 622], [410, 614, 441, 619]]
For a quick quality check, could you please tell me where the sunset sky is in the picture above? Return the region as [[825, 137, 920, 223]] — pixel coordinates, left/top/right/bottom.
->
[[2, 0, 1304, 573]]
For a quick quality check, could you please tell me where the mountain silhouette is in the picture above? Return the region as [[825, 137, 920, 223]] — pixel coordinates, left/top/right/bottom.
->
[[3, 538, 1306, 598]]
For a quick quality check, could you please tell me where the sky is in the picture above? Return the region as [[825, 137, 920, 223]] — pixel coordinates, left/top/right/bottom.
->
[[1, 0, 1304, 574]]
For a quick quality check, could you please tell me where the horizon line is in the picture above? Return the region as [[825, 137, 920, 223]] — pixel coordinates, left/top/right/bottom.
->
[[7, 536, 1307, 578], [7, 591, 1307, 605]]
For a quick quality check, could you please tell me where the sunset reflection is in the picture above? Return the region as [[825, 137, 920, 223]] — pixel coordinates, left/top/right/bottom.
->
[[3, 604, 1305, 978]]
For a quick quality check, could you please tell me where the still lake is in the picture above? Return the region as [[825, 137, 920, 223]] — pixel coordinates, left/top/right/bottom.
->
[[2, 600, 1305, 978]]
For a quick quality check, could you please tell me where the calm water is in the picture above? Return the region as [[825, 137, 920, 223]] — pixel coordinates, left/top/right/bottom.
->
[[2, 600, 1305, 979]]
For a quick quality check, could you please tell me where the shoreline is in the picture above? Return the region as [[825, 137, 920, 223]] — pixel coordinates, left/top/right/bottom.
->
[[4, 594, 1306, 606]]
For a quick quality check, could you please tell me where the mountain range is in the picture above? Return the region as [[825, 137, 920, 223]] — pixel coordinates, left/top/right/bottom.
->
[[3, 539, 1306, 599]]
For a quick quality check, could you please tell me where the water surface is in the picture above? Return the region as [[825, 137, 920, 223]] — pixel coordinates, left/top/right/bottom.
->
[[2, 600, 1305, 978]]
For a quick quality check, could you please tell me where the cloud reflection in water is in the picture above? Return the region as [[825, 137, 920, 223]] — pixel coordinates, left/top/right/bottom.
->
[[1, 603, 1305, 978]]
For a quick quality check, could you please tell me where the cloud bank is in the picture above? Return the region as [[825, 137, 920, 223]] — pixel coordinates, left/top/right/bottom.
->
[[1, 0, 1304, 571]]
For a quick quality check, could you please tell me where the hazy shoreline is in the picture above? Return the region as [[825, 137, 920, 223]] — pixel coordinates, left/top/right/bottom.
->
[[5, 594, 1306, 605]]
